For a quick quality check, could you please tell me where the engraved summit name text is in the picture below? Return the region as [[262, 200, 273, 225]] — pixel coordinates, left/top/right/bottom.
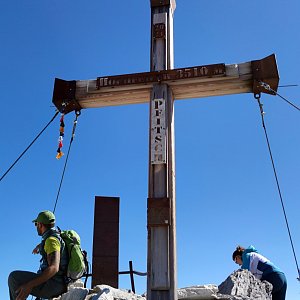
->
[[97, 64, 225, 88]]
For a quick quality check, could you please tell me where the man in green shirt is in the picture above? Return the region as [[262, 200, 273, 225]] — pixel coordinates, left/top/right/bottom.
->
[[8, 211, 68, 300]]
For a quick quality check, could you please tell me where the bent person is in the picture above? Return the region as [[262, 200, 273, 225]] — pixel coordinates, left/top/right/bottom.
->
[[8, 210, 68, 300], [232, 245, 287, 300]]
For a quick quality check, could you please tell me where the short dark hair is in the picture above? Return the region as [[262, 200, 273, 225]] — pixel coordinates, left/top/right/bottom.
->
[[232, 245, 245, 261], [43, 223, 55, 230]]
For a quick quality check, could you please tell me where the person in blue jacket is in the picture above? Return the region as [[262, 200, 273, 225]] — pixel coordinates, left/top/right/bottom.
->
[[232, 245, 287, 300]]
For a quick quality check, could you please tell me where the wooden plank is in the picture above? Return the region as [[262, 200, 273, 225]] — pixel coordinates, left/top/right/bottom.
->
[[152, 12, 167, 71], [52, 55, 279, 113], [52, 61, 260, 112], [75, 77, 252, 109], [172, 79, 253, 100], [165, 84, 177, 298], [147, 2, 177, 299], [150, 226, 170, 289]]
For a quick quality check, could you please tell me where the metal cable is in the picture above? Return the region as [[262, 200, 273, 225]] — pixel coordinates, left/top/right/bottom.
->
[[0, 110, 59, 183], [255, 93, 300, 281], [259, 81, 300, 111], [53, 111, 81, 214]]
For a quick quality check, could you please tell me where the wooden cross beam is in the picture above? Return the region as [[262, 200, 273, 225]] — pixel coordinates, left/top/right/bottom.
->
[[52, 1, 279, 300], [52, 54, 279, 114]]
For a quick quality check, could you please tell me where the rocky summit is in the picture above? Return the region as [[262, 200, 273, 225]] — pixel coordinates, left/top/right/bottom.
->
[[51, 269, 272, 300], [217, 269, 272, 299]]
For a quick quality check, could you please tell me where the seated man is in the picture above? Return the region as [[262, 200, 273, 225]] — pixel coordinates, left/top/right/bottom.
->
[[8, 210, 68, 300]]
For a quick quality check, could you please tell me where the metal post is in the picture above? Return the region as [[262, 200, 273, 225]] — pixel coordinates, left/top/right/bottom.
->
[[129, 260, 136, 294]]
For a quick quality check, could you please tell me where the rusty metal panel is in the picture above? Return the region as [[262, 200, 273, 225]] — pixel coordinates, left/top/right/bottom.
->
[[148, 197, 171, 226], [92, 196, 119, 288], [96, 63, 226, 89], [164, 64, 226, 80], [92, 257, 119, 288], [93, 223, 119, 256], [153, 23, 166, 39], [251, 54, 279, 95], [97, 71, 157, 88], [52, 78, 81, 114], [94, 197, 120, 223], [151, 0, 171, 6]]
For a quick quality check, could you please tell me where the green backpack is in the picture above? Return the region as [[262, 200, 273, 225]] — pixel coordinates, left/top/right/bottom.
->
[[58, 229, 88, 281]]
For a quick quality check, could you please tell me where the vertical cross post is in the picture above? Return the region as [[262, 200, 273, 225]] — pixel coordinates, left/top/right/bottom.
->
[[147, 1, 177, 300], [51, 2, 279, 298]]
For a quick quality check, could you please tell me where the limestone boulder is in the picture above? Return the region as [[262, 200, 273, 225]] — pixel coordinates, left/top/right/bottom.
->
[[217, 269, 272, 300], [50, 269, 272, 300], [177, 284, 218, 299]]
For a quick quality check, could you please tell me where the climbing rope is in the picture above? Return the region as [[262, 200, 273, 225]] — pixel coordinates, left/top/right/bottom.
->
[[0, 110, 59, 183], [53, 110, 81, 214], [254, 93, 300, 281]]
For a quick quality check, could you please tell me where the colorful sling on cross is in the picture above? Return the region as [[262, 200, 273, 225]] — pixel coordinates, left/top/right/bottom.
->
[[56, 113, 65, 159]]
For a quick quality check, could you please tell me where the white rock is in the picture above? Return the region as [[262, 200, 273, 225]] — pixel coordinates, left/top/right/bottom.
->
[[91, 284, 146, 300], [52, 287, 89, 300], [177, 284, 218, 299], [50, 270, 273, 300]]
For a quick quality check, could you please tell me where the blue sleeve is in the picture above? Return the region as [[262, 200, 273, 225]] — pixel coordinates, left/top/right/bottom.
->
[[241, 253, 250, 270]]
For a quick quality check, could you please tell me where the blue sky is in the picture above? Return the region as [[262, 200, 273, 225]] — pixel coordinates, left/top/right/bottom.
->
[[1, 0, 300, 299]]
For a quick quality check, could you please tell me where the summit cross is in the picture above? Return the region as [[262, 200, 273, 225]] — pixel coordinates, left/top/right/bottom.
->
[[52, 1, 279, 300]]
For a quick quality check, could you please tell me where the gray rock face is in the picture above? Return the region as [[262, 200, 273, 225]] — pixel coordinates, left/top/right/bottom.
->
[[177, 284, 218, 299], [51, 269, 272, 300], [217, 269, 272, 300], [52, 283, 146, 300]]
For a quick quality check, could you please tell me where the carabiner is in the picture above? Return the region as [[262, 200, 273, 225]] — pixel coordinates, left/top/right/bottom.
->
[[254, 92, 261, 100], [75, 110, 81, 117]]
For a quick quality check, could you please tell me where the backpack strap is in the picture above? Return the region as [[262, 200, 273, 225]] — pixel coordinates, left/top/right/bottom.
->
[[39, 228, 68, 277]]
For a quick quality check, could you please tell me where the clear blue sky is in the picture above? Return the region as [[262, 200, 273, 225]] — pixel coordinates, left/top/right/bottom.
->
[[1, 1, 300, 299]]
